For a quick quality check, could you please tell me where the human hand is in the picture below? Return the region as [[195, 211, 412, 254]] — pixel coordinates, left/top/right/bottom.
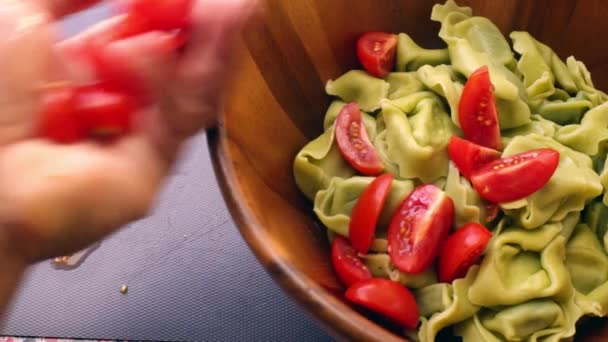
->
[[0, 0, 257, 270]]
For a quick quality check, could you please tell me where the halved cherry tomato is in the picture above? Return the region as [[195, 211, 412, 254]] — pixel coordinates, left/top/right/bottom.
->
[[470, 148, 560, 203], [438, 223, 492, 283], [84, 40, 150, 107], [114, 0, 194, 38], [345, 278, 419, 330], [448, 136, 501, 179], [37, 84, 86, 143], [74, 84, 136, 140], [387, 184, 454, 274], [335, 102, 384, 176], [356, 32, 398, 78], [349, 173, 394, 253], [458, 66, 501, 150], [331, 236, 372, 287]]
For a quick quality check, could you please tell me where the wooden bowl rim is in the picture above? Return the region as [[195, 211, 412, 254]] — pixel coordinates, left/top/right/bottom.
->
[[206, 125, 408, 342]]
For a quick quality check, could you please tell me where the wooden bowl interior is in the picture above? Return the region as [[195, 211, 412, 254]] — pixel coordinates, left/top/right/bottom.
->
[[209, 0, 608, 340]]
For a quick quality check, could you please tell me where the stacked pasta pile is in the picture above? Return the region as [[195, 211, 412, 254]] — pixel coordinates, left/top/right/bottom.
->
[[294, 0, 608, 341]]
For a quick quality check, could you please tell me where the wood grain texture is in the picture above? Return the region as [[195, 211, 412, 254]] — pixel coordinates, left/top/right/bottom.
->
[[207, 0, 608, 340]]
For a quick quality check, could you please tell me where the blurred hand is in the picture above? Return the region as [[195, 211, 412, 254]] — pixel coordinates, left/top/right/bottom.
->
[[0, 0, 257, 266]]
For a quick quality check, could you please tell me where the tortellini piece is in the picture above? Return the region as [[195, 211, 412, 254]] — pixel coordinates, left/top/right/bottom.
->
[[555, 102, 608, 156], [374, 95, 457, 183], [293, 128, 355, 201], [417, 266, 481, 342], [454, 297, 583, 342], [312, 176, 414, 237], [500, 114, 558, 147], [444, 161, 486, 227], [416, 64, 464, 126], [396, 33, 450, 72], [386, 72, 427, 100], [467, 214, 579, 307], [499, 134, 602, 229], [325, 70, 389, 112], [565, 224, 608, 295]]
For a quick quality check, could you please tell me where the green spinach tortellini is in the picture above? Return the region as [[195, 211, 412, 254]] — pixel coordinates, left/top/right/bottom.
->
[[374, 94, 457, 183]]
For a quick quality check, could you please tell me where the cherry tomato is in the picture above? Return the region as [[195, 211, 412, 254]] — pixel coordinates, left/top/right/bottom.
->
[[458, 66, 501, 150], [349, 173, 394, 253], [470, 148, 560, 203], [37, 85, 86, 143], [84, 39, 150, 107], [114, 0, 194, 38], [438, 223, 492, 283], [356, 32, 398, 78], [448, 136, 501, 179], [387, 184, 454, 274], [345, 278, 419, 330], [335, 102, 384, 176], [74, 84, 136, 140], [331, 236, 372, 287]]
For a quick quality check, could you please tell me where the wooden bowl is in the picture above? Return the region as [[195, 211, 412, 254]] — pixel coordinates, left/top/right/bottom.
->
[[207, 0, 608, 340]]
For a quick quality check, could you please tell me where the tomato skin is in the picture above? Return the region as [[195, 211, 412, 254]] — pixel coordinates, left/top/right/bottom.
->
[[335, 102, 384, 176], [438, 223, 492, 283], [448, 136, 501, 179], [331, 236, 372, 287], [470, 148, 560, 203], [356, 32, 398, 78], [115, 0, 194, 38], [349, 173, 394, 254], [37, 85, 86, 143], [345, 278, 419, 330], [458, 65, 501, 150], [387, 184, 454, 274], [74, 84, 136, 140]]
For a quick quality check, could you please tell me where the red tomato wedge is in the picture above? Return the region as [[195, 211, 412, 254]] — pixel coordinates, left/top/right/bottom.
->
[[345, 278, 419, 330], [37, 85, 85, 143], [331, 236, 372, 287], [438, 223, 492, 283], [114, 0, 194, 38], [335, 103, 384, 176], [74, 84, 136, 140], [84, 40, 150, 107], [356, 32, 398, 78], [448, 136, 501, 179], [349, 173, 394, 254], [470, 148, 560, 203], [458, 66, 501, 150], [387, 184, 454, 274]]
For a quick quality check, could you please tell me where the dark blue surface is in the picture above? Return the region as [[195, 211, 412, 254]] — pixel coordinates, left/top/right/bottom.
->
[[0, 6, 332, 342]]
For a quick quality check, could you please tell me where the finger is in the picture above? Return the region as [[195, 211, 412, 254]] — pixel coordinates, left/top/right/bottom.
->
[[38, 0, 103, 19], [160, 0, 259, 139]]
